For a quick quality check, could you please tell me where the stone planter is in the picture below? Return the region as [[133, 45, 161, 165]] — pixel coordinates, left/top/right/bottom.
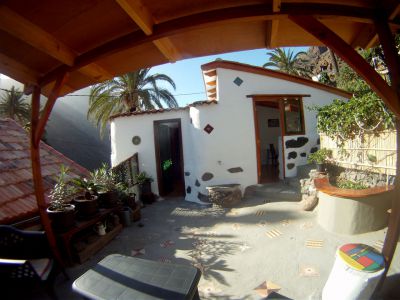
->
[[47, 204, 75, 232], [206, 184, 241, 207]]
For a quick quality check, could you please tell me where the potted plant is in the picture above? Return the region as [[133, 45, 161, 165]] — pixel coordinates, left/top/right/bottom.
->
[[134, 172, 154, 204], [71, 177, 99, 218], [92, 163, 119, 208], [308, 148, 332, 172], [116, 183, 140, 225], [46, 165, 76, 231]]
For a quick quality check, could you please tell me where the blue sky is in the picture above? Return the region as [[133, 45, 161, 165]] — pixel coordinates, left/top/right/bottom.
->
[[150, 47, 307, 106]]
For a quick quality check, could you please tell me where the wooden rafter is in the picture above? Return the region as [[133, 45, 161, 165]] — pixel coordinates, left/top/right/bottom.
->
[[289, 15, 400, 117], [0, 52, 39, 84], [34, 72, 69, 147], [40, 3, 391, 86], [115, 0, 181, 62], [0, 6, 75, 66], [266, 0, 281, 48]]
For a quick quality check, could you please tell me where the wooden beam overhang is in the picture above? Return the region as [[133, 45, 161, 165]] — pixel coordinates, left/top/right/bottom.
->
[[0, 5, 111, 83], [0, 52, 39, 84], [39, 3, 398, 87], [288, 15, 400, 117], [266, 0, 281, 48], [115, 0, 181, 62], [30, 86, 65, 268]]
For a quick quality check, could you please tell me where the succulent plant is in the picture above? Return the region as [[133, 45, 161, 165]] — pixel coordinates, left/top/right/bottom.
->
[[48, 165, 75, 211]]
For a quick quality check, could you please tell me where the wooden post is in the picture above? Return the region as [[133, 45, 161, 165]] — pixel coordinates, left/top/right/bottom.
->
[[30, 86, 64, 266]]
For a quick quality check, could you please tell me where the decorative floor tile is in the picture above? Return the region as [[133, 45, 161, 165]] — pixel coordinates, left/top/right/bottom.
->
[[255, 210, 267, 216], [160, 240, 175, 248], [204, 231, 217, 236], [280, 219, 290, 226], [254, 280, 281, 298], [227, 209, 239, 216], [373, 240, 384, 252], [257, 221, 268, 227], [232, 223, 241, 230], [300, 222, 314, 229], [158, 257, 172, 263], [198, 284, 222, 297], [305, 239, 324, 248], [265, 228, 282, 238], [299, 266, 320, 277], [166, 219, 176, 223], [131, 248, 145, 256], [239, 243, 251, 252]]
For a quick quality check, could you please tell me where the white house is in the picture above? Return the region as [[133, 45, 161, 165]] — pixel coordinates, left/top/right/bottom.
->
[[110, 61, 351, 204]]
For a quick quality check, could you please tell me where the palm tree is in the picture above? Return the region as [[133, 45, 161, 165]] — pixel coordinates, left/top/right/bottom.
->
[[263, 48, 311, 78], [88, 68, 178, 137], [0, 86, 31, 124]]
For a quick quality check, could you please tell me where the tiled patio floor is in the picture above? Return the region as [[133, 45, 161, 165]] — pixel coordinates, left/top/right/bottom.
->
[[31, 195, 400, 299]]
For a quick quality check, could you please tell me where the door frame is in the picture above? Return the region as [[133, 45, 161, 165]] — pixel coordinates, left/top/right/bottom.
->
[[153, 118, 185, 196], [251, 94, 310, 183]]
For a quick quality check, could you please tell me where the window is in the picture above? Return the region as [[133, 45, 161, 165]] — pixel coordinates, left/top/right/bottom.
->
[[282, 97, 304, 135]]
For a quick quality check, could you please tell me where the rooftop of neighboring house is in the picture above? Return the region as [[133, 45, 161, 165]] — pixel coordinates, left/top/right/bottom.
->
[[109, 99, 217, 120], [201, 60, 353, 100], [0, 119, 89, 225]]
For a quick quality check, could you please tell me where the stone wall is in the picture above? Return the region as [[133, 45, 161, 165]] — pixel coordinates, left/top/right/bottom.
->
[[299, 169, 327, 211]]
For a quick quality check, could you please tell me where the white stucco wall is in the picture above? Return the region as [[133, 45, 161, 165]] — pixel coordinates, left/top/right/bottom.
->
[[110, 109, 192, 196], [111, 65, 349, 204]]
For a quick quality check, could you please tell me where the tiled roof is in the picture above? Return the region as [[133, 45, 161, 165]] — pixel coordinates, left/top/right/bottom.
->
[[0, 119, 89, 225], [109, 100, 217, 120]]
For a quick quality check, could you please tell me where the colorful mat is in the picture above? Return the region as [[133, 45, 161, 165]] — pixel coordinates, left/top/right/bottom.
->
[[338, 243, 384, 272]]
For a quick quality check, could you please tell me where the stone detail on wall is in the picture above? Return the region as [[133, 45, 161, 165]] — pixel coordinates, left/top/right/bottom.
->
[[197, 192, 210, 203], [288, 151, 297, 159], [185, 172, 190, 176], [300, 152, 307, 157], [285, 137, 309, 148], [233, 76, 243, 86], [206, 184, 242, 208], [204, 124, 214, 134], [310, 147, 318, 154], [186, 186, 191, 194], [202, 172, 214, 181], [195, 179, 201, 187], [227, 167, 243, 173], [287, 163, 295, 169], [299, 170, 327, 211]]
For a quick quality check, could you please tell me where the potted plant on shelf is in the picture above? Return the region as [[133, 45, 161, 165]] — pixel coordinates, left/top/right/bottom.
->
[[308, 148, 332, 172], [92, 163, 119, 208], [46, 165, 76, 231], [116, 183, 140, 225], [134, 172, 154, 204], [71, 177, 99, 218]]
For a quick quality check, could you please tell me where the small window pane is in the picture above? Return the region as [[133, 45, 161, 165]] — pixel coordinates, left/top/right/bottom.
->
[[283, 98, 303, 134]]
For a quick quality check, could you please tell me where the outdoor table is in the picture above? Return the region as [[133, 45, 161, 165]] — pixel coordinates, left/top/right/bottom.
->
[[72, 254, 201, 300]]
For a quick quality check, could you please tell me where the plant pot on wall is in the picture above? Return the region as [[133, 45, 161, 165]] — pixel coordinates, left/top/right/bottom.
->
[[47, 204, 75, 232], [316, 163, 326, 173], [73, 195, 98, 218], [98, 190, 119, 208]]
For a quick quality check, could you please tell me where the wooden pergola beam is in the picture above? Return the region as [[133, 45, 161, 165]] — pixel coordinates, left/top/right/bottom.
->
[[40, 3, 390, 86], [34, 72, 68, 147], [115, 0, 181, 62], [266, 0, 281, 48], [0, 52, 39, 84], [289, 15, 400, 117], [30, 86, 64, 268], [0, 6, 75, 66]]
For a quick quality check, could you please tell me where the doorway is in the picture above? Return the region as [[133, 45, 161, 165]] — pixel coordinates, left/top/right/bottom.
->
[[254, 101, 282, 182], [154, 119, 185, 197]]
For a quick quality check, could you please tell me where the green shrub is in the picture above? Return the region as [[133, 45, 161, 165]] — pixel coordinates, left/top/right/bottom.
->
[[307, 148, 332, 164]]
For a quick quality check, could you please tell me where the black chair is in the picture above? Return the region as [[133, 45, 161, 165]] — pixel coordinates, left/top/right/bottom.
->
[[0, 225, 68, 299]]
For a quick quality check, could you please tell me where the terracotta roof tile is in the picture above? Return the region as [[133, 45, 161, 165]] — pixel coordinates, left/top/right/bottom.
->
[[0, 118, 89, 225]]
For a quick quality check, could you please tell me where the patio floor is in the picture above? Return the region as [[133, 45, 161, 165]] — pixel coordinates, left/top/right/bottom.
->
[[31, 192, 400, 299]]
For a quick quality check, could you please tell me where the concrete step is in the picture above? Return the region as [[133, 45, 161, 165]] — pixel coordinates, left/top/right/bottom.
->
[[244, 181, 301, 202]]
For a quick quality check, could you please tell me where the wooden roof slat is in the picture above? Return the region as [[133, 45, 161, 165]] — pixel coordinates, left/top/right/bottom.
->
[[0, 6, 75, 66], [115, 0, 154, 35], [0, 52, 39, 84]]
